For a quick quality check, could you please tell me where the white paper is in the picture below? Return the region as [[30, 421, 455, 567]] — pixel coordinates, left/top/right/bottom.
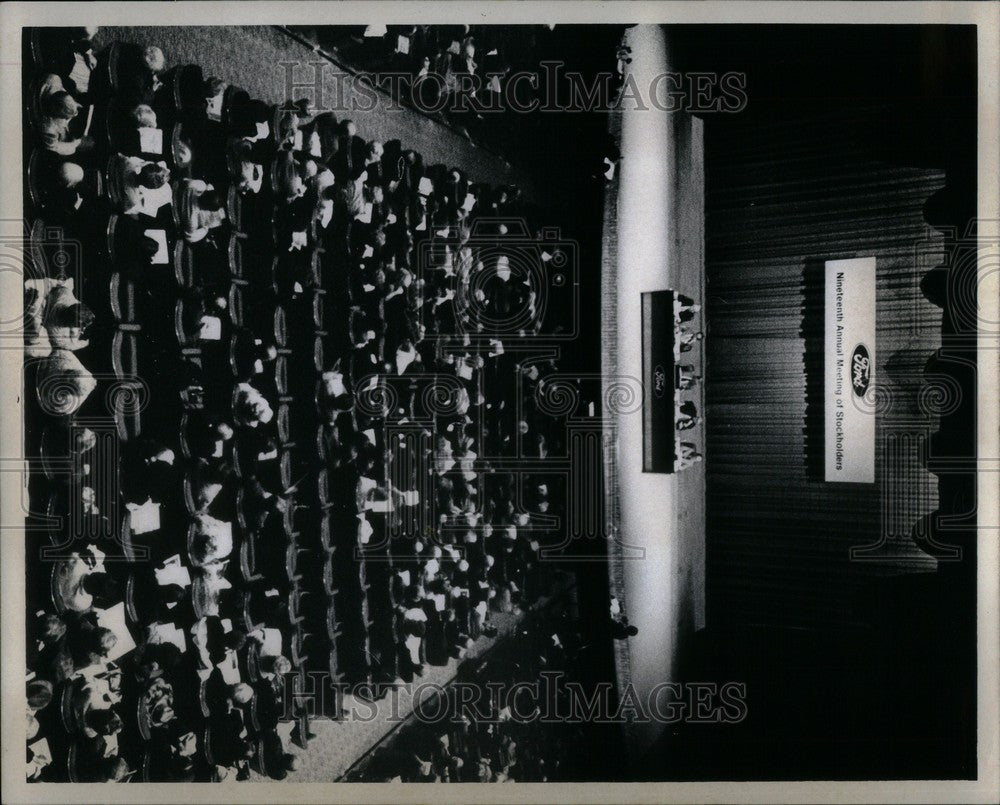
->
[[155, 562, 191, 588], [69, 52, 91, 92], [139, 127, 164, 155], [217, 651, 241, 685], [147, 229, 169, 264], [199, 315, 222, 341], [129, 499, 161, 535], [96, 602, 137, 660], [261, 627, 282, 656]]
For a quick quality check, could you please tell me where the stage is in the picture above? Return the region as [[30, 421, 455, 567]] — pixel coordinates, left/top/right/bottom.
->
[[601, 25, 707, 756]]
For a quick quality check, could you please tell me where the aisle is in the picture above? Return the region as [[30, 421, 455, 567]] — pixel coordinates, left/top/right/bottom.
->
[[258, 574, 576, 783]]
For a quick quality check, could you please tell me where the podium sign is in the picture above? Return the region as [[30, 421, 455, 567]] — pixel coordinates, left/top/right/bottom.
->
[[824, 257, 876, 483]]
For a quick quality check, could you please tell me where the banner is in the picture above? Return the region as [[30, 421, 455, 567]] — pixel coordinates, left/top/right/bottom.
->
[[641, 290, 677, 473], [825, 257, 876, 483]]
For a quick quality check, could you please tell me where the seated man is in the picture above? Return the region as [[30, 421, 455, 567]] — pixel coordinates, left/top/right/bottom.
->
[[32, 26, 99, 95], [233, 382, 274, 428], [677, 364, 701, 390], [35, 347, 96, 416], [318, 368, 355, 425], [676, 400, 700, 431], [26, 740, 53, 781], [37, 74, 90, 156], [110, 214, 174, 268], [110, 154, 172, 218], [31, 159, 94, 218], [180, 179, 227, 243], [114, 43, 167, 107], [112, 103, 165, 158], [235, 156, 264, 195], [23, 277, 84, 359], [81, 707, 123, 755]]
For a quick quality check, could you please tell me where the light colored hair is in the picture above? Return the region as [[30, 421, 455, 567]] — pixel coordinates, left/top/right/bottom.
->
[[133, 104, 157, 128], [144, 46, 165, 73]]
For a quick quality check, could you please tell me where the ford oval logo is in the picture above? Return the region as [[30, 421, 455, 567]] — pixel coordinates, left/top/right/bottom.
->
[[851, 344, 871, 397], [653, 364, 666, 398]]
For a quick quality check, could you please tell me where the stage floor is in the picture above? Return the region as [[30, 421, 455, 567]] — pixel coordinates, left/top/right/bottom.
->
[[601, 24, 707, 755]]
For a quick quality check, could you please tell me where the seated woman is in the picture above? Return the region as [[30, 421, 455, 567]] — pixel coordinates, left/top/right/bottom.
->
[[179, 178, 227, 243], [71, 660, 122, 725], [53, 546, 118, 612], [30, 612, 74, 684], [109, 154, 172, 218], [188, 512, 234, 568], [142, 676, 176, 728], [35, 348, 97, 416], [36, 74, 91, 156], [42, 283, 94, 352], [67, 622, 118, 671]]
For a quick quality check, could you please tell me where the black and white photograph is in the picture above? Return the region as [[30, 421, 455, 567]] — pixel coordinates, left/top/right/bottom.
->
[[1, 1, 997, 802]]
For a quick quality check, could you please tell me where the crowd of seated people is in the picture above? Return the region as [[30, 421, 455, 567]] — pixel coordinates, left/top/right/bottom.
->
[[24, 28, 572, 783], [349, 606, 595, 783], [287, 25, 589, 154]]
